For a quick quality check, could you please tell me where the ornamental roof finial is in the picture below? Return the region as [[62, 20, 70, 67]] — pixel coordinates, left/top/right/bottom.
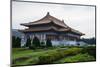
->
[[47, 12, 50, 15]]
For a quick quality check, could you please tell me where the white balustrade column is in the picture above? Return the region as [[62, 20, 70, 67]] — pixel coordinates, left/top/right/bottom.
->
[[40, 34, 42, 41], [21, 34, 26, 47], [44, 34, 46, 41]]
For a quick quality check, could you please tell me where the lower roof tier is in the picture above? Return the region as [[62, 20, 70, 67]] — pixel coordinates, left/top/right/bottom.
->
[[19, 28, 84, 36]]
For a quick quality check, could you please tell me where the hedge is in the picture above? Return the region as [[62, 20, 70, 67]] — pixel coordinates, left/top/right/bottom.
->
[[81, 46, 96, 58], [38, 48, 82, 64]]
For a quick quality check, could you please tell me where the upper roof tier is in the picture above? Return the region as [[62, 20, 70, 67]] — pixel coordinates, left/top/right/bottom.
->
[[21, 12, 68, 28]]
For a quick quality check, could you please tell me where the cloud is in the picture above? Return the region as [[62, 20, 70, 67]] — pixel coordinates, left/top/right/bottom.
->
[[12, 1, 95, 38]]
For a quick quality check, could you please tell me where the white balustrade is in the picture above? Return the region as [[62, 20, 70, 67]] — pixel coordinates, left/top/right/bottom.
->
[[51, 40, 78, 46]]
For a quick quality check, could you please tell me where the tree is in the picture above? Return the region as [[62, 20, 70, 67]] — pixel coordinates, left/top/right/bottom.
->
[[80, 37, 96, 45], [46, 39, 52, 47], [12, 36, 21, 48], [25, 38, 31, 47], [16, 37, 21, 48], [12, 36, 16, 48], [32, 36, 40, 48]]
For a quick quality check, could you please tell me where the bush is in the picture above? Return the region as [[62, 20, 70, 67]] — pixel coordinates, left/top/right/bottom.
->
[[38, 47, 82, 64], [12, 36, 21, 48], [16, 37, 21, 47], [29, 45, 36, 50], [38, 51, 62, 64], [32, 37, 40, 48], [55, 53, 95, 63], [81, 46, 96, 58], [12, 36, 16, 48], [41, 41, 45, 45], [25, 38, 31, 47], [40, 41, 46, 48], [46, 39, 52, 47], [38, 54, 53, 64]]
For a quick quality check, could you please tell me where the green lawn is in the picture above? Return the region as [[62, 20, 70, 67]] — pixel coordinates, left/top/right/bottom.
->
[[12, 46, 96, 66]]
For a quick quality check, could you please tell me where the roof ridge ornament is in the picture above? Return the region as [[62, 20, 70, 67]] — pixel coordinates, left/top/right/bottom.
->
[[47, 12, 50, 15]]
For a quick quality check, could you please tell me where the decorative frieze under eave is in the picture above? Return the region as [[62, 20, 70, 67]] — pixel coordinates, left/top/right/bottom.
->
[[18, 27, 70, 33]]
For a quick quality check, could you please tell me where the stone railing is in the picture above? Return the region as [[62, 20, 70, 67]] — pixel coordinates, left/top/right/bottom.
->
[[51, 40, 77, 46]]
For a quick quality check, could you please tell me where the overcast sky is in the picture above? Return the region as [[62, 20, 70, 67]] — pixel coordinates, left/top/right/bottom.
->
[[12, 1, 95, 38]]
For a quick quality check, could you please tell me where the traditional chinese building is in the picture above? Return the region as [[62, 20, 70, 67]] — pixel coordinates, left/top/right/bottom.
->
[[19, 12, 85, 46]]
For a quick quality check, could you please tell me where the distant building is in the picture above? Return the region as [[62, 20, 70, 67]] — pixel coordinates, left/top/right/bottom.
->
[[19, 12, 85, 46]]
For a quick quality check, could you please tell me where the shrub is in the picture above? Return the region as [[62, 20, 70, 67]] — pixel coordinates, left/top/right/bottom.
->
[[29, 45, 36, 50], [46, 39, 52, 47], [12, 36, 16, 48], [12, 36, 21, 48], [38, 51, 62, 64], [32, 36, 40, 48], [55, 53, 95, 63], [25, 38, 31, 47], [81, 46, 96, 58], [40, 41, 46, 48], [41, 41, 45, 45], [38, 47, 82, 64], [16, 37, 21, 47], [38, 54, 52, 64]]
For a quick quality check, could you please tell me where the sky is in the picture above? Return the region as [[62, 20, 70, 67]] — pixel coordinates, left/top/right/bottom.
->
[[12, 1, 95, 38]]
